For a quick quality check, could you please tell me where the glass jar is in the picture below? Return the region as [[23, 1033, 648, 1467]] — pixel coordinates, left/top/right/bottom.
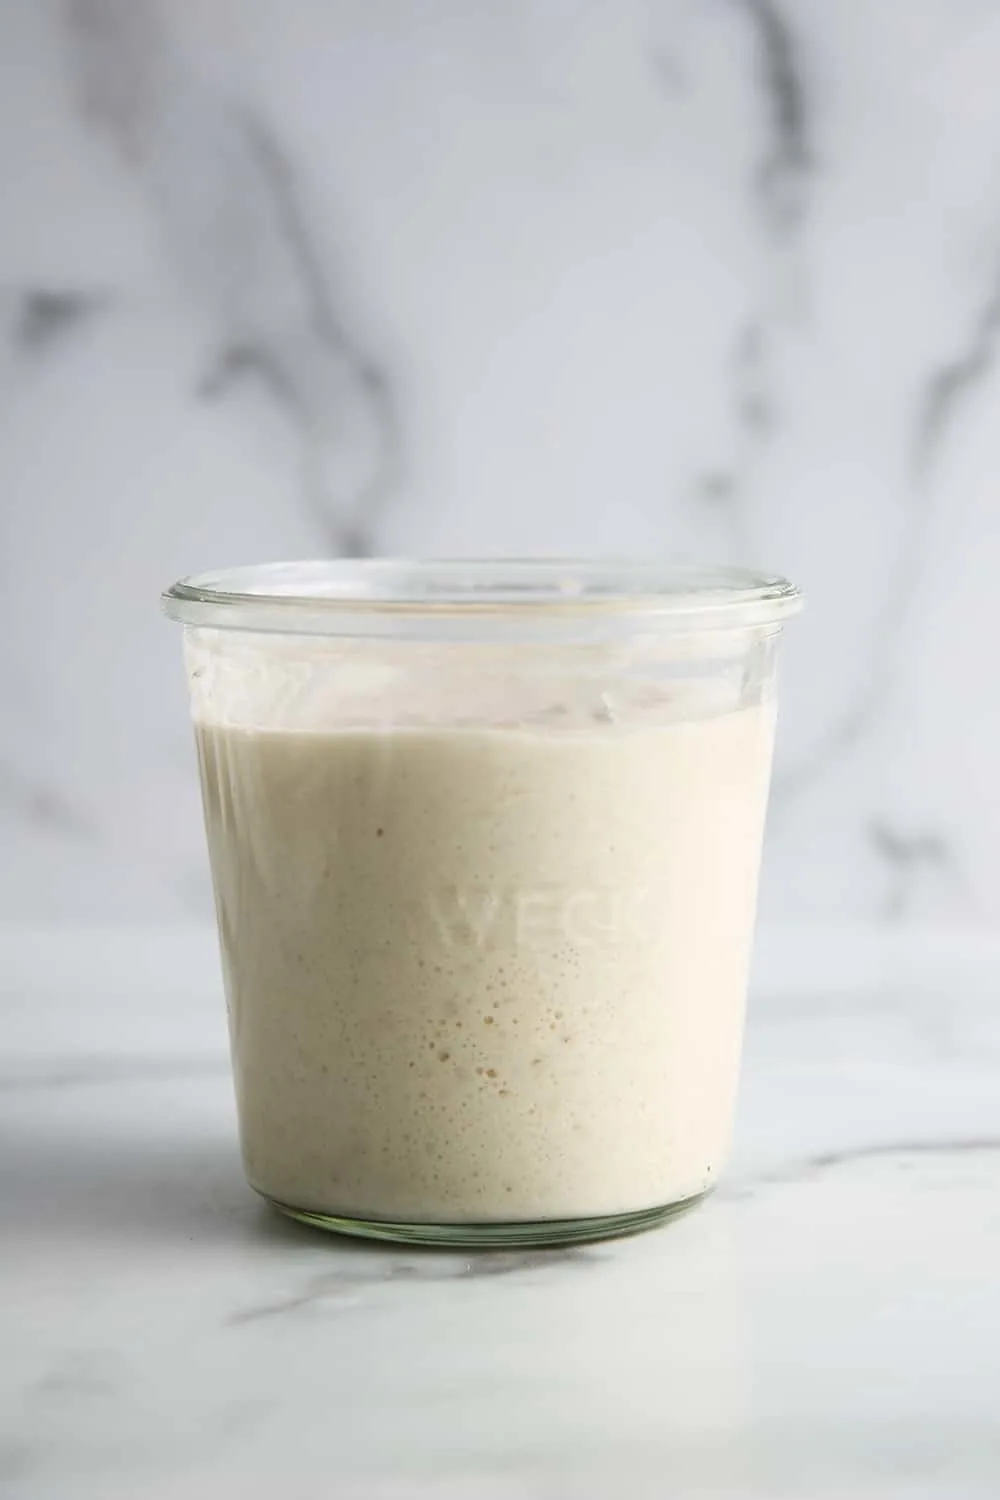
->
[[163, 560, 801, 1247]]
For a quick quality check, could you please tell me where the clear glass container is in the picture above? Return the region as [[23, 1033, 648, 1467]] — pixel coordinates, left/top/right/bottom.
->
[[163, 560, 801, 1247]]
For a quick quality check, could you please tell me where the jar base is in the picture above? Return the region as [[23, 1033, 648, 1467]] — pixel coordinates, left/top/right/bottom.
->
[[264, 1190, 708, 1248]]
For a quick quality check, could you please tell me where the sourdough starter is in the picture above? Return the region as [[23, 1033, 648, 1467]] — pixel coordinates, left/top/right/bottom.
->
[[196, 700, 775, 1223]]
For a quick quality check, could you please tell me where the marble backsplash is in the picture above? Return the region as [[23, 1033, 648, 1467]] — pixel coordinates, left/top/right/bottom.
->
[[0, 0, 997, 924]]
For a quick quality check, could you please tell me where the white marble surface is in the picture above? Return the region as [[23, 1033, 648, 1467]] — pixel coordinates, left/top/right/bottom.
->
[[3, 925, 999, 1498], [1, 0, 999, 926]]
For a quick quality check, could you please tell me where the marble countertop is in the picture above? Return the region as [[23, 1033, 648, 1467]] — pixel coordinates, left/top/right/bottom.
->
[[2, 927, 999, 1499]]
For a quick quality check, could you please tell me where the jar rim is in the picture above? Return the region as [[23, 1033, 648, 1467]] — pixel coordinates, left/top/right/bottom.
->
[[162, 558, 802, 636]]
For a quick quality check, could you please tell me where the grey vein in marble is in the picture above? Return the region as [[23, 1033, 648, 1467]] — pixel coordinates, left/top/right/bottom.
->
[[66, 0, 399, 555], [0, 1054, 229, 1091], [797, 253, 1000, 812], [32, 1352, 120, 1399], [11, 288, 107, 356], [732, 323, 775, 435], [771, 694, 876, 804], [197, 109, 401, 556], [229, 1248, 595, 1324], [726, 0, 812, 461], [734, 0, 812, 238], [725, 1137, 1000, 1199], [912, 254, 1000, 476], [806, 1137, 1000, 1170], [770, 499, 934, 804], [869, 820, 963, 920], [784, 238, 1000, 810], [680, 1, 813, 569], [777, 255, 1000, 808], [647, 46, 686, 95], [0, 760, 96, 841]]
